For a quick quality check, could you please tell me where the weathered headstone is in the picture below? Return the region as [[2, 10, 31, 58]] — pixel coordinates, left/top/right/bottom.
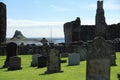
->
[[73, 45, 87, 61], [31, 54, 41, 67], [45, 49, 62, 74], [38, 55, 47, 68], [68, 53, 80, 65], [111, 54, 116, 66], [110, 46, 117, 66], [8, 56, 22, 70], [3, 42, 17, 68], [86, 37, 111, 80]]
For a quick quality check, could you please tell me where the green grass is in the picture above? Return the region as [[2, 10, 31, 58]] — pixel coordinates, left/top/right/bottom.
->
[[0, 53, 120, 80]]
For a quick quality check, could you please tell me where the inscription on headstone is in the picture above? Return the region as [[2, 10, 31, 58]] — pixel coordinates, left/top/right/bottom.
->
[[86, 37, 111, 80]]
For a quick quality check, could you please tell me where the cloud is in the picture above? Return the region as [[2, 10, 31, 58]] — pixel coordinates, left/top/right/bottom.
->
[[7, 19, 64, 38], [7, 19, 64, 28], [88, 0, 120, 10], [50, 5, 70, 12], [104, 0, 120, 10], [7, 27, 64, 38]]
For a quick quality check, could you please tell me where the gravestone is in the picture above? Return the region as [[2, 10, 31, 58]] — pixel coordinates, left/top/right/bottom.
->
[[73, 45, 87, 60], [8, 56, 22, 70], [3, 42, 17, 68], [111, 54, 116, 66], [77, 46, 87, 61], [38, 55, 47, 68], [86, 37, 111, 80], [110, 46, 117, 66], [68, 53, 80, 65], [31, 54, 41, 67], [45, 49, 62, 74]]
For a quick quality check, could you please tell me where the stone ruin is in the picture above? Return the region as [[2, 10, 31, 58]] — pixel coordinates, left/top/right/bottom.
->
[[0, 2, 6, 44], [64, 0, 120, 52], [0, 2, 6, 55]]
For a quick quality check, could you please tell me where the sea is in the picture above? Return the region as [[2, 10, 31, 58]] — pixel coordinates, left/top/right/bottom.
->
[[7, 38, 65, 45]]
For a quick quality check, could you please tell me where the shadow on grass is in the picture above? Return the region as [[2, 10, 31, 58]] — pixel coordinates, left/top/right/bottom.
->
[[3, 69, 22, 72], [35, 67, 46, 69], [0, 66, 8, 72], [67, 64, 80, 67], [0, 67, 5, 69], [0, 67, 22, 72], [39, 71, 64, 75]]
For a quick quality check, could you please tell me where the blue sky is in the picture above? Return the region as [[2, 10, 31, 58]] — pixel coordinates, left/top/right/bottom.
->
[[1, 0, 120, 38]]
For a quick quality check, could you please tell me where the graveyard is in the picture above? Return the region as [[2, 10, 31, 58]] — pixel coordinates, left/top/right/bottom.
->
[[0, 0, 120, 80], [0, 52, 120, 80]]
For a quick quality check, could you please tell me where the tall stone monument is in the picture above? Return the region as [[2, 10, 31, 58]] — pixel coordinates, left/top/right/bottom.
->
[[0, 2, 7, 55], [86, 37, 111, 80], [95, 0, 107, 38]]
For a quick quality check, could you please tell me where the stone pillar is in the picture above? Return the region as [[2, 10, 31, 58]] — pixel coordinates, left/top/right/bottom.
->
[[64, 17, 81, 52], [0, 2, 7, 55]]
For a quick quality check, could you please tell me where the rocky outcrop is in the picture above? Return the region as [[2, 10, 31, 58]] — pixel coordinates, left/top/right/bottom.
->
[[11, 30, 26, 40]]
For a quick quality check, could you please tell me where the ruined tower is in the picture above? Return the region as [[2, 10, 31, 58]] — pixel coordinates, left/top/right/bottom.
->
[[0, 2, 7, 55], [0, 2, 6, 45], [64, 17, 81, 52], [95, 0, 107, 38]]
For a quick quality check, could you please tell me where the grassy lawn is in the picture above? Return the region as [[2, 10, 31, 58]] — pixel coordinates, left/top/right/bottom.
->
[[0, 52, 120, 80]]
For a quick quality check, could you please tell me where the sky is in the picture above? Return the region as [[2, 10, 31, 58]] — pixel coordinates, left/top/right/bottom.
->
[[1, 0, 120, 38]]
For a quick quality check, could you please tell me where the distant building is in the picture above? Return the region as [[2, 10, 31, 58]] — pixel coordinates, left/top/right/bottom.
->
[[0, 2, 6, 45], [40, 38, 48, 46], [64, 0, 120, 49]]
